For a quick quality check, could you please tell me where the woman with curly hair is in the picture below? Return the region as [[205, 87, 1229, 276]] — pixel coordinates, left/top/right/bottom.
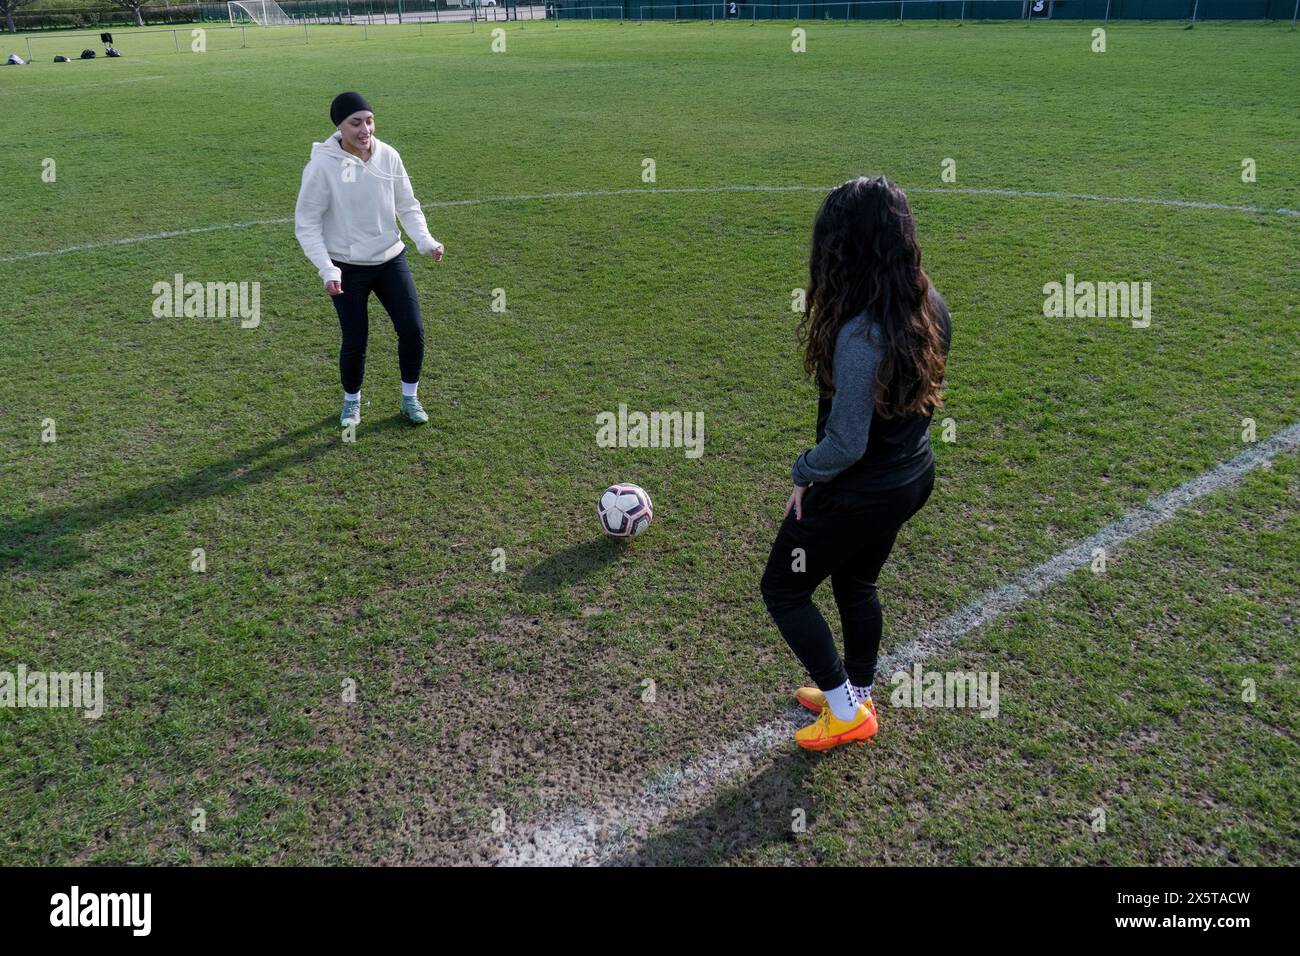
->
[[761, 176, 952, 752]]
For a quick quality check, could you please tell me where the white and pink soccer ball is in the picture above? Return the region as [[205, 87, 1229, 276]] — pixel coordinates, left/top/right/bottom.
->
[[598, 483, 653, 538]]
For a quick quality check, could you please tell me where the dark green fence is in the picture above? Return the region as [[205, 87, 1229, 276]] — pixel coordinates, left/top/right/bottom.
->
[[558, 0, 1300, 19], [12, 0, 1299, 31]]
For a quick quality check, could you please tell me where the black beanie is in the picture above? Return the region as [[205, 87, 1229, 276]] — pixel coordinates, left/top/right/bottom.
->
[[330, 91, 372, 127]]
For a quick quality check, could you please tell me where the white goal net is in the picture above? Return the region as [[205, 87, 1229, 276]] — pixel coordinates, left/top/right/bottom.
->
[[228, 1, 294, 25]]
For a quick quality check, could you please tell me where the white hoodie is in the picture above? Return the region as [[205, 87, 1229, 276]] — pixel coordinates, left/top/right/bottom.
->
[[294, 131, 441, 286]]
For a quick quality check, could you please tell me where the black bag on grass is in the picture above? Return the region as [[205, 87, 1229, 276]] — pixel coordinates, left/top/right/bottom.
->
[[80, 49, 96, 59]]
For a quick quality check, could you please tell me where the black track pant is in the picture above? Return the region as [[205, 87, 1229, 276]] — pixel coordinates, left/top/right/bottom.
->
[[760, 465, 934, 691], [330, 249, 424, 394]]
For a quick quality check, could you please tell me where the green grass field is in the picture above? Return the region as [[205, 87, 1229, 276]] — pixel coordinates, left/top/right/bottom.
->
[[1, 18, 1297, 865]]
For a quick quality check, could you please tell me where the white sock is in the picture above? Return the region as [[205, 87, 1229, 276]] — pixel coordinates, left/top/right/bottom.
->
[[851, 683, 873, 704], [344, 390, 360, 403], [401, 381, 418, 399], [823, 681, 859, 722]]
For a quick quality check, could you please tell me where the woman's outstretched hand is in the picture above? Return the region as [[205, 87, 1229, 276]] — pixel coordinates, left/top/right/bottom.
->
[[784, 484, 807, 521], [430, 243, 445, 262]]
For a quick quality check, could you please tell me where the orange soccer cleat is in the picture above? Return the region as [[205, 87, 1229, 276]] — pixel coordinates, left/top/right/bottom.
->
[[793, 701, 879, 752], [796, 687, 877, 721]]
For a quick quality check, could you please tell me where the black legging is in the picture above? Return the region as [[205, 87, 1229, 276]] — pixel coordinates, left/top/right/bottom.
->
[[330, 249, 424, 393], [760, 465, 934, 691]]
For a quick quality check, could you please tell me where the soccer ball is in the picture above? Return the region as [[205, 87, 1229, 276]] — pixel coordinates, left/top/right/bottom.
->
[[598, 484, 653, 538]]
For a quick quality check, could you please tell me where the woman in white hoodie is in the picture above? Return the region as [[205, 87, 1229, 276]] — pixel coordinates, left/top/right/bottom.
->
[[295, 92, 445, 427]]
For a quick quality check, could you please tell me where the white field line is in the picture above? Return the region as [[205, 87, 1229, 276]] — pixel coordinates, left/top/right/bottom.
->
[[0, 217, 292, 264], [495, 422, 1300, 866], [3, 184, 1296, 264]]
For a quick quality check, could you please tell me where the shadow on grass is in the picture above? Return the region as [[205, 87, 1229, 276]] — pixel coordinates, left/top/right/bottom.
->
[[608, 749, 819, 867], [520, 536, 627, 593], [0, 414, 411, 574]]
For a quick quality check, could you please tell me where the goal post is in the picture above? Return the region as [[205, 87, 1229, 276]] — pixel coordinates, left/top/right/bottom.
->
[[228, 1, 295, 25]]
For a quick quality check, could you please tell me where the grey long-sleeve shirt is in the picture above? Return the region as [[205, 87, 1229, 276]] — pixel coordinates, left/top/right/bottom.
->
[[791, 313, 884, 487]]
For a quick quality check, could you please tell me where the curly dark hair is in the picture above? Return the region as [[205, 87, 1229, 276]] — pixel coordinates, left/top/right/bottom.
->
[[797, 176, 946, 418]]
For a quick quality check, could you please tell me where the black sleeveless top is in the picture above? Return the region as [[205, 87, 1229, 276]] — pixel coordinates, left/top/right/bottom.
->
[[815, 289, 952, 492]]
